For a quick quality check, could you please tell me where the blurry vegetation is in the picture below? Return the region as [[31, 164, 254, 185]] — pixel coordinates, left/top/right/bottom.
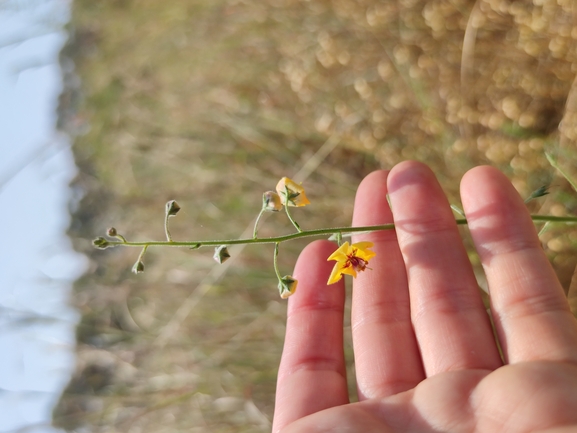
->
[[55, 0, 577, 431]]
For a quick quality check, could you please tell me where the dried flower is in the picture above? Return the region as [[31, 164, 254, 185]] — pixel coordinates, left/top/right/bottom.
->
[[276, 177, 310, 207], [278, 275, 298, 298], [262, 191, 283, 211]]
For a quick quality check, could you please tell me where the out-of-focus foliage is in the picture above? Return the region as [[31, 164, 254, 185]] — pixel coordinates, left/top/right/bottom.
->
[[54, 0, 577, 431]]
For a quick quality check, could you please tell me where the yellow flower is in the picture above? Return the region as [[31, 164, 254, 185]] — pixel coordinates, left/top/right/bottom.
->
[[327, 241, 376, 285], [276, 177, 310, 207]]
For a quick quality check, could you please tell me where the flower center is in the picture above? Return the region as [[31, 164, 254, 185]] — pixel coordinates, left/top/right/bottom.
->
[[348, 254, 368, 272]]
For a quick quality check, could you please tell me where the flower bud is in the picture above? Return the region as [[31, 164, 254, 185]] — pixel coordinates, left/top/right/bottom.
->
[[92, 237, 111, 249], [165, 200, 181, 217], [132, 260, 145, 274], [262, 191, 283, 212], [213, 245, 231, 264], [278, 275, 298, 299], [107, 227, 118, 237]]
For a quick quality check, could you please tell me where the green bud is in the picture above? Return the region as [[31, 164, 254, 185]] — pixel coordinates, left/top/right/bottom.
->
[[132, 260, 145, 274], [165, 200, 181, 217], [93, 237, 111, 249], [278, 275, 298, 299], [213, 245, 231, 264]]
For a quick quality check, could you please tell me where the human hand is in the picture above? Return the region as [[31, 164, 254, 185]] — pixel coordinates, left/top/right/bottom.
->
[[273, 161, 577, 433]]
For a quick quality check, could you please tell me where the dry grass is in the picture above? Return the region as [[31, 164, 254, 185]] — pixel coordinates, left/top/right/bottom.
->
[[55, 0, 577, 431]]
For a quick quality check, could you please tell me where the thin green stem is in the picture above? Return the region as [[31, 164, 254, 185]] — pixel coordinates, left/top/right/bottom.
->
[[253, 208, 265, 239], [335, 231, 343, 246], [273, 243, 282, 281], [132, 245, 149, 273], [164, 212, 172, 242], [164, 200, 181, 242], [138, 245, 148, 261], [546, 153, 577, 193], [100, 215, 577, 250], [284, 205, 301, 232]]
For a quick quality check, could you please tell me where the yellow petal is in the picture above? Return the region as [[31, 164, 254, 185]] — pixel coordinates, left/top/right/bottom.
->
[[276, 177, 303, 193], [352, 241, 374, 250], [340, 266, 357, 278], [291, 190, 310, 207], [327, 263, 344, 285], [327, 242, 350, 262], [357, 249, 376, 261], [351, 242, 376, 260]]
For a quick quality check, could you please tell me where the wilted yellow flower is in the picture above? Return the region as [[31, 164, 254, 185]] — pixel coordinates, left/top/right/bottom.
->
[[278, 275, 298, 298], [276, 177, 310, 207], [262, 191, 283, 211], [327, 241, 376, 285]]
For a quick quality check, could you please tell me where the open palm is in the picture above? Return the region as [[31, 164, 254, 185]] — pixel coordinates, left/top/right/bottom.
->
[[273, 162, 577, 433]]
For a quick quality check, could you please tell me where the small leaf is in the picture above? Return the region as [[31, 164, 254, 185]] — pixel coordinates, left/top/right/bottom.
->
[[524, 185, 550, 203], [546, 152, 577, 193]]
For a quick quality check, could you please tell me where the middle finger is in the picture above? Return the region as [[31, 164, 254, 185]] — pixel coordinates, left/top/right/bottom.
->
[[387, 161, 502, 376], [351, 170, 424, 400]]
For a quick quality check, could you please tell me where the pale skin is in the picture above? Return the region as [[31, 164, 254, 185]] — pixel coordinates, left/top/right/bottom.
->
[[273, 161, 577, 433]]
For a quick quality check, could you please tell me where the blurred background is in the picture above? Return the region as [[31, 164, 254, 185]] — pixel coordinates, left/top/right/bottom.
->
[[0, 1, 84, 432], [3, 0, 577, 432]]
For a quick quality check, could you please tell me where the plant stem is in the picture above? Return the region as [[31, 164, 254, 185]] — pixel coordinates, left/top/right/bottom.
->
[[273, 243, 282, 281], [137, 245, 149, 260], [284, 205, 301, 232], [101, 215, 577, 250], [253, 208, 265, 239], [164, 212, 173, 242]]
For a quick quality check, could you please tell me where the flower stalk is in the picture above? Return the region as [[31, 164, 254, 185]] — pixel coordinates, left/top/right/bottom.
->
[[253, 209, 265, 239], [93, 173, 577, 298], [132, 245, 148, 274], [284, 203, 301, 232], [273, 243, 282, 281], [95, 215, 577, 251], [274, 242, 298, 298], [164, 200, 181, 242]]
